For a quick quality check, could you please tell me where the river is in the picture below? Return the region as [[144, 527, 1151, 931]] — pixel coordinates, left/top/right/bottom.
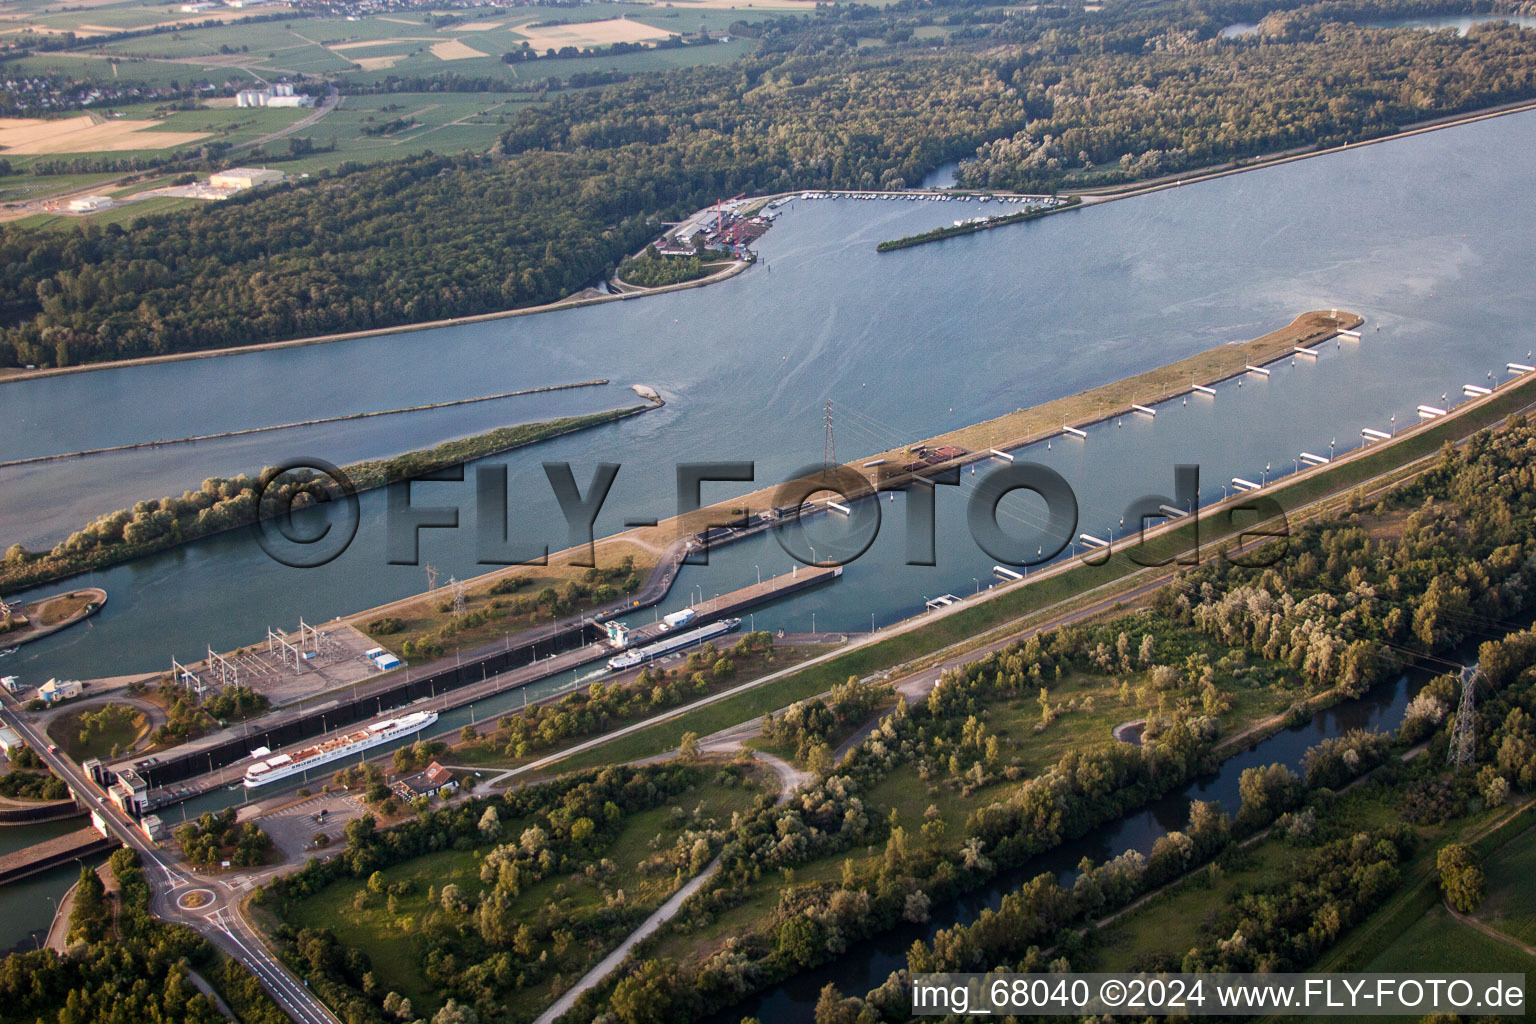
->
[[2, 106, 1536, 956]]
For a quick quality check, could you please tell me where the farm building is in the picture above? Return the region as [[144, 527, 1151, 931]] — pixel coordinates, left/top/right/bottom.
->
[[209, 167, 284, 190], [235, 84, 313, 109]]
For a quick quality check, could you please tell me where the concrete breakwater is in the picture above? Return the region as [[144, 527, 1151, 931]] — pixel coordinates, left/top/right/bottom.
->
[[0, 827, 114, 887], [0, 378, 613, 469]]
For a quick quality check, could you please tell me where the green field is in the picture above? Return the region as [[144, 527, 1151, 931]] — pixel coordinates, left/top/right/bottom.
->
[[14, 4, 753, 85], [278, 771, 763, 1018], [44, 702, 150, 762], [645, 640, 1304, 965], [1475, 831, 1536, 947], [1365, 902, 1534, 973]]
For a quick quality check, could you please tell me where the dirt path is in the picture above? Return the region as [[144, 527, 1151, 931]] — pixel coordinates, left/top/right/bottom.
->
[[531, 748, 801, 1024], [1449, 903, 1536, 960]]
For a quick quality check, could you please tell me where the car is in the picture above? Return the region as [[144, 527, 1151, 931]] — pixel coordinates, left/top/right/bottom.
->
[[47, 744, 58, 754]]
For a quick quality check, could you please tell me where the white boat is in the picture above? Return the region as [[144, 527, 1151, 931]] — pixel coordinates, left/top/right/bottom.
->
[[242, 710, 438, 788]]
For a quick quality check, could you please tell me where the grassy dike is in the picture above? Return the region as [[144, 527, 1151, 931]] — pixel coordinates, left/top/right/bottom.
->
[[538, 369, 1536, 775], [0, 404, 656, 593]]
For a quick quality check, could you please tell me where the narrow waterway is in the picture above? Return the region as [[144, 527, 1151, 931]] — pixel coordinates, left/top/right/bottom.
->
[[704, 660, 1439, 1022]]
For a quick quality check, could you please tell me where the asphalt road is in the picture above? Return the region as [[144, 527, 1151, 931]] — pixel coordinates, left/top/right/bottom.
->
[[0, 697, 339, 1024]]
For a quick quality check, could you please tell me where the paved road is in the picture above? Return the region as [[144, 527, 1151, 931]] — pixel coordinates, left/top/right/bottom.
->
[[0, 699, 339, 1024], [238, 87, 340, 153]]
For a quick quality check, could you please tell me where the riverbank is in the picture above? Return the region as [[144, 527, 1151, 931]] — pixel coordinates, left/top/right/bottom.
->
[[0, 588, 106, 649], [0, 404, 658, 594], [1069, 94, 1536, 206], [8, 94, 1536, 385], [0, 258, 751, 385]]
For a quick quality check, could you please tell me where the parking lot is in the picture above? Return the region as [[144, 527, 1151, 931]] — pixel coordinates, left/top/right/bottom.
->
[[258, 791, 367, 862]]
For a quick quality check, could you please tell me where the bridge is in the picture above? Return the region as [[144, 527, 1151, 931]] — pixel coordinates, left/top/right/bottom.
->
[[0, 698, 338, 1024]]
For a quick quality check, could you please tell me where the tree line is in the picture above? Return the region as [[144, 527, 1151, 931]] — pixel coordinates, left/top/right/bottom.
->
[[17, 0, 1535, 366], [557, 414, 1536, 1023]]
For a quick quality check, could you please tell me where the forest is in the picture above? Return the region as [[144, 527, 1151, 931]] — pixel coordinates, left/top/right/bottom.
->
[[546, 414, 1536, 1022], [0, 848, 287, 1024], [4, 0, 1536, 366]]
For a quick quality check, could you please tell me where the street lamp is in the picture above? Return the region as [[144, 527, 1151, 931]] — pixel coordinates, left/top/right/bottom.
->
[[972, 577, 979, 595], [755, 564, 761, 585]]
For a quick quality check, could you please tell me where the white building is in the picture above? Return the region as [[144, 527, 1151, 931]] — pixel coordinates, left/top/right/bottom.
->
[[208, 167, 284, 190], [0, 726, 22, 756], [235, 83, 312, 108], [37, 678, 82, 704], [180, 2, 217, 11], [109, 768, 149, 816]]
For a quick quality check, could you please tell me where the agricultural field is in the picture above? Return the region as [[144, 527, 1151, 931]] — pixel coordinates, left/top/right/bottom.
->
[[1366, 903, 1535, 973], [1462, 825, 1536, 947], [0, 0, 758, 214], [0, 112, 207, 153], [10, 2, 756, 82]]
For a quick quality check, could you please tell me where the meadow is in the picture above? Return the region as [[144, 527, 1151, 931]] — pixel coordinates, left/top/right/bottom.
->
[[277, 767, 766, 1019]]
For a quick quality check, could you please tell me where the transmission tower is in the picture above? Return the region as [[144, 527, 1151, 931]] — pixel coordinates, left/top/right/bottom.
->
[[424, 564, 440, 593], [451, 576, 466, 618], [823, 400, 836, 478], [1447, 665, 1478, 768]]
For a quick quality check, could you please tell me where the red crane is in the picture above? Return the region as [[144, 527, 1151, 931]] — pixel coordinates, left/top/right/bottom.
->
[[716, 192, 747, 236]]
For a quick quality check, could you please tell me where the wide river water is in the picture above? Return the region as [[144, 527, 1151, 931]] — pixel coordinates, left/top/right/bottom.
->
[[2, 107, 1535, 956]]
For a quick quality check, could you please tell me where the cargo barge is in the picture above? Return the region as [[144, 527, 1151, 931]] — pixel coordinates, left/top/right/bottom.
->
[[607, 618, 742, 671]]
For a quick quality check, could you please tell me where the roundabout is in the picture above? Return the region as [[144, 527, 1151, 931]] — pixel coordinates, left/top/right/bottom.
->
[[177, 889, 215, 911]]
